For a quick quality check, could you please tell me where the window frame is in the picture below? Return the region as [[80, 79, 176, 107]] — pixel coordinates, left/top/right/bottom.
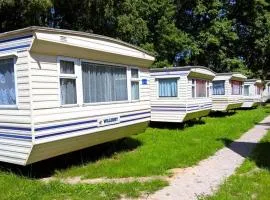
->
[[256, 85, 262, 95], [212, 80, 225, 96], [57, 57, 79, 107], [231, 80, 243, 95], [156, 77, 179, 98], [191, 78, 210, 98], [80, 59, 130, 106], [0, 56, 18, 109], [130, 67, 140, 101], [243, 85, 250, 96]]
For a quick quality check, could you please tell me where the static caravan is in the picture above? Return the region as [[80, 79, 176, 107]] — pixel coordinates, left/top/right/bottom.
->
[[262, 81, 270, 102], [212, 73, 247, 111], [0, 26, 154, 165], [150, 66, 215, 123], [242, 79, 263, 108]]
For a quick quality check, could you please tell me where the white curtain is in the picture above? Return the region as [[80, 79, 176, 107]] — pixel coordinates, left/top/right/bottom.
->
[[213, 80, 225, 95], [159, 78, 177, 97], [82, 62, 128, 103], [0, 58, 16, 105], [131, 82, 139, 100], [60, 79, 77, 104]]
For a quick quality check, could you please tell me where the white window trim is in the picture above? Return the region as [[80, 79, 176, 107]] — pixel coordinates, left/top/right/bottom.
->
[[191, 78, 210, 99], [130, 67, 140, 102], [0, 56, 18, 109], [156, 77, 179, 99], [57, 56, 80, 107], [80, 58, 130, 105]]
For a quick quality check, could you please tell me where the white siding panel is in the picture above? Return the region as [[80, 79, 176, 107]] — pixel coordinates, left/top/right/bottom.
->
[[0, 34, 33, 165]]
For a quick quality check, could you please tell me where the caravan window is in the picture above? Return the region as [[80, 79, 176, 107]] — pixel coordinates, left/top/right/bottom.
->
[[192, 79, 209, 98], [131, 68, 139, 100], [82, 62, 128, 103], [244, 85, 250, 96], [0, 58, 16, 106], [256, 85, 262, 95], [158, 78, 178, 97], [231, 80, 242, 95], [213, 80, 225, 95], [59, 60, 77, 105]]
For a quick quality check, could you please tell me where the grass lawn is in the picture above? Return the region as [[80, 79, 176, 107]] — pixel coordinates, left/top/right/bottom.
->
[[203, 130, 270, 200], [53, 106, 270, 179], [0, 106, 268, 200], [0, 174, 167, 200]]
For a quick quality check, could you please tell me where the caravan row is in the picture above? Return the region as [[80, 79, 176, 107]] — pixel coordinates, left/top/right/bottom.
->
[[0, 27, 269, 165]]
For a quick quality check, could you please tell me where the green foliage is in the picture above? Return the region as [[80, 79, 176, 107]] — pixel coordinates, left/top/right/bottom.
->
[[1, 0, 270, 77]]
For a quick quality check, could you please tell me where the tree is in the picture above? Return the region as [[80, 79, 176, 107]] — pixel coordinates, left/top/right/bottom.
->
[[0, 0, 52, 32]]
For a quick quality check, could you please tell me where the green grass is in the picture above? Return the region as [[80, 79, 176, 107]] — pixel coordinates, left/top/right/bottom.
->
[[55, 106, 270, 179], [202, 130, 270, 200], [0, 173, 167, 200], [0, 106, 268, 200]]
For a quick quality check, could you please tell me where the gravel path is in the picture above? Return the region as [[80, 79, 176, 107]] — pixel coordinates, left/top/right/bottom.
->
[[145, 115, 270, 200]]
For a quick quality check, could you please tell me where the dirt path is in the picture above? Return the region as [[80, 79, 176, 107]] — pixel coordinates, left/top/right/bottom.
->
[[42, 175, 167, 184], [143, 115, 270, 200]]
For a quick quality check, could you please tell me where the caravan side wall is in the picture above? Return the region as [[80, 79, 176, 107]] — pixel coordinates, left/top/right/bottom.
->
[[212, 78, 243, 111], [27, 53, 150, 164], [150, 71, 213, 123], [0, 35, 33, 165], [150, 73, 189, 122]]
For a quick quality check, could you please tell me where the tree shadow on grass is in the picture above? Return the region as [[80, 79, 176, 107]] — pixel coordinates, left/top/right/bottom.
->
[[208, 111, 236, 118], [217, 138, 270, 170], [0, 137, 141, 179], [237, 107, 257, 111], [150, 119, 205, 130]]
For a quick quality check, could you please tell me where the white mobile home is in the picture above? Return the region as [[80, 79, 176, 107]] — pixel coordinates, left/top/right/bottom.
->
[[150, 66, 215, 123], [242, 79, 263, 108], [262, 81, 270, 102], [0, 26, 154, 165], [212, 73, 247, 111]]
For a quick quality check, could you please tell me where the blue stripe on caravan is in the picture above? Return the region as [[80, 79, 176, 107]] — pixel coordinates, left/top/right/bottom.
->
[[36, 115, 150, 139], [35, 125, 99, 139], [0, 35, 33, 44], [0, 133, 32, 140], [35, 119, 98, 131], [0, 44, 31, 52], [0, 126, 31, 132], [121, 111, 151, 118]]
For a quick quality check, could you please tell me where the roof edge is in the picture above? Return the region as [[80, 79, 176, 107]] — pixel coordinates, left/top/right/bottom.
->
[[150, 66, 215, 74], [0, 26, 154, 57]]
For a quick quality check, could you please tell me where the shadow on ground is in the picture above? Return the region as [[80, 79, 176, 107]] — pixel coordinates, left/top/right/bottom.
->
[[0, 137, 141, 179], [208, 111, 236, 118], [150, 119, 205, 130], [218, 137, 270, 170], [237, 107, 257, 111]]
